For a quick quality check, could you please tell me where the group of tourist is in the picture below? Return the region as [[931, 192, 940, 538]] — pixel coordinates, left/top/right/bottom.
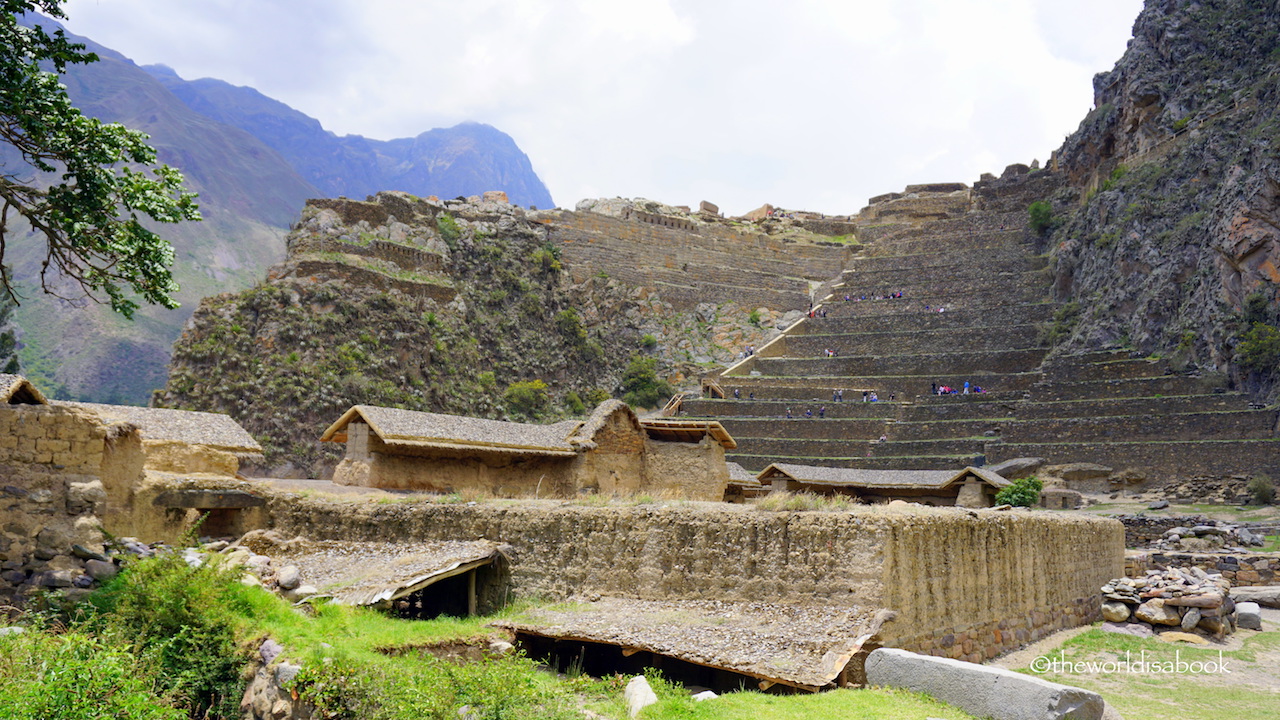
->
[[932, 381, 984, 395]]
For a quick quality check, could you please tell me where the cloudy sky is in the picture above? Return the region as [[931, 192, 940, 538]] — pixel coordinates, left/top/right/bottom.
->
[[62, 0, 1143, 215]]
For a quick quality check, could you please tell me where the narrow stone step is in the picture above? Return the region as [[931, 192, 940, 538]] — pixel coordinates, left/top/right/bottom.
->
[[1042, 357, 1171, 383], [1028, 375, 1216, 402], [728, 453, 981, 473], [750, 348, 1047, 378], [779, 324, 1043, 356], [885, 418, 1010, 441], [1012, 393, 1254, 419], [985, 439, 1280, 479], [1000, 410, 1278, 444], [716, 417, 891, 441], [723, 372, 1043, 399], [790, 304, 1054, 334], [679, 398, 901, 419]]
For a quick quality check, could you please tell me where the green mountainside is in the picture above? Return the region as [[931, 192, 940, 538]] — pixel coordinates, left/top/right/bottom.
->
[[8, 15, 557, 404]]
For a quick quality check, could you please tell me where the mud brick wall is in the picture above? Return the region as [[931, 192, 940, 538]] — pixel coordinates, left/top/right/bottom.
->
[[0, 405, 131, 608], [264, 500, 1122, 659]]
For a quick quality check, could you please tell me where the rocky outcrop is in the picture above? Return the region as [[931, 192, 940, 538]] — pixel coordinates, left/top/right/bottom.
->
[[159, 192, 827, 477], [1045, 0, 1280, 400]]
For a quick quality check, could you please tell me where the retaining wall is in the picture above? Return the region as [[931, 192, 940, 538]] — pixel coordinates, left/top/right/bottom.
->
[[263, 500, 1122, 663], [1126, 550, 1280, 586]]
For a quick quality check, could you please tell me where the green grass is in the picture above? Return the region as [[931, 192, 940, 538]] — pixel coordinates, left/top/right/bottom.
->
[[601, 683, 980, 720], [1017, 627, 1280, 720]]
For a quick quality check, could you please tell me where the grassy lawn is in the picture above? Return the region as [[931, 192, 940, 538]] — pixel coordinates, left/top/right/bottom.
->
[[1016, 627, 1280, 720], [610, 686, 979, 720]]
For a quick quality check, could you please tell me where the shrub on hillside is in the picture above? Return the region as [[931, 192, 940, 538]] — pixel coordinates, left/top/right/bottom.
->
[[1247, 475, 1276, 505], [995, 476, 1043, 507], [1028, 201, 1055, 234], [620, 355, 674, 409], [503, 379, 550, 419], [83, 552, 249, 719]]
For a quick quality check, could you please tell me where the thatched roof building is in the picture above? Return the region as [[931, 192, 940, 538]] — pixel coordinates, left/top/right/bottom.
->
[[61, 402, 262, 459], [322, 400, 735, 500], [757, 463, 1011, 507]]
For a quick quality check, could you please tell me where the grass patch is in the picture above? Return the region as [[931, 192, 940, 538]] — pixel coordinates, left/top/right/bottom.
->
[[1016, 627, 1280, 720], [610, 682, 979, 720]]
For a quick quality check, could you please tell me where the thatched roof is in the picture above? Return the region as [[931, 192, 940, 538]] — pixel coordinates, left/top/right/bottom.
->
[[495, 597, 893, 691], [566, 399, 642, 451], [725, 461, 762, 487], [640, 418, 737, 449], [60, 402, 262, 456], [321, 405, 583, 457], [0, 374, 47, 405], [260, 538, 502, 606], [758, 464, 1011, 491]]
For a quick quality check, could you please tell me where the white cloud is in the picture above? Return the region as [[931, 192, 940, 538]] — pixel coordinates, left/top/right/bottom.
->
[[63, 0, 1143, 214]]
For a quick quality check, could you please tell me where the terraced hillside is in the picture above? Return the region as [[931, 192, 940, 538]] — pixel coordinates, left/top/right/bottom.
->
[[681, 169, 1280, 484]]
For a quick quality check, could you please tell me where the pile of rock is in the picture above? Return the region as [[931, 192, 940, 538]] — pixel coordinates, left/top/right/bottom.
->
[[1152, 522, 1267, 552], [1100, 567, 1239, 641], [197, 539, 320, 604]]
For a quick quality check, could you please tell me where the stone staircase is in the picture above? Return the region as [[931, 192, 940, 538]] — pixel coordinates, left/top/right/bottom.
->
[[678, 173, 1280, 484]]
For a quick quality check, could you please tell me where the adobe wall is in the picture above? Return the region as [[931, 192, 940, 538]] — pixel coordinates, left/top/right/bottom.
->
[[0, 404, 144, 607], [640, 436, 729, 501], [878, 509, 1123, 662], [333, 416, 727, 501], [262, 500, 1122, 661]]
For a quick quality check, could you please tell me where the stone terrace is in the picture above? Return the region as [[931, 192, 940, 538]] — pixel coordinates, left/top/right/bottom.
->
[[681, 169, 1280, 482]]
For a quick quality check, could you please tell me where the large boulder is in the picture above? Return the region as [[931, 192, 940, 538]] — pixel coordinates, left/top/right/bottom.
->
[[865, 648, 1104, 720], [1134, 599, 1182, 626], [987, 457, 1046, 480], [1230, 586, 1280, 608]]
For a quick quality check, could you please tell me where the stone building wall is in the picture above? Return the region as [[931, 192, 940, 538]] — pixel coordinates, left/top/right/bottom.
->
[[0, 404, 143, 607]]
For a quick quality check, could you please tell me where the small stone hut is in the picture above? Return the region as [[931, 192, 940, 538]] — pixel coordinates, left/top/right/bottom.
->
[[757, 463, 1011, 507], [321, 400, 735, 500]]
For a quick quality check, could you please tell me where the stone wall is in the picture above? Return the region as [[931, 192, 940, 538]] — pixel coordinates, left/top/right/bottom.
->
[[1126, 550, 1280, 586], [263, 500, 1122, 662], [547, 211, 849, 311], [0, 404, 143, 607]]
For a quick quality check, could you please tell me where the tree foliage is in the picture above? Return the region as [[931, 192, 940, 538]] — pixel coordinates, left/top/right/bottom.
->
[[995, 476, 1043, 508], [1027, 200, 1055, 235], [0, 1, 200, 318]]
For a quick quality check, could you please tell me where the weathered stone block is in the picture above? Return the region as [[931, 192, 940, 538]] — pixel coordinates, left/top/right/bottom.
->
[[865, 648, 1103, 720]]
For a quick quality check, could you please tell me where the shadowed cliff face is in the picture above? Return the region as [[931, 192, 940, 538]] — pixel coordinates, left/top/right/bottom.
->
[[1043, 0, 1280, 398]]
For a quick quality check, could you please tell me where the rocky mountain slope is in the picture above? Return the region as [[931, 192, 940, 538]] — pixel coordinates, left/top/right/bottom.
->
[[8, 15, 555, 405], [142, 66, 555, 209], [1042, 0, 1280, 399]]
